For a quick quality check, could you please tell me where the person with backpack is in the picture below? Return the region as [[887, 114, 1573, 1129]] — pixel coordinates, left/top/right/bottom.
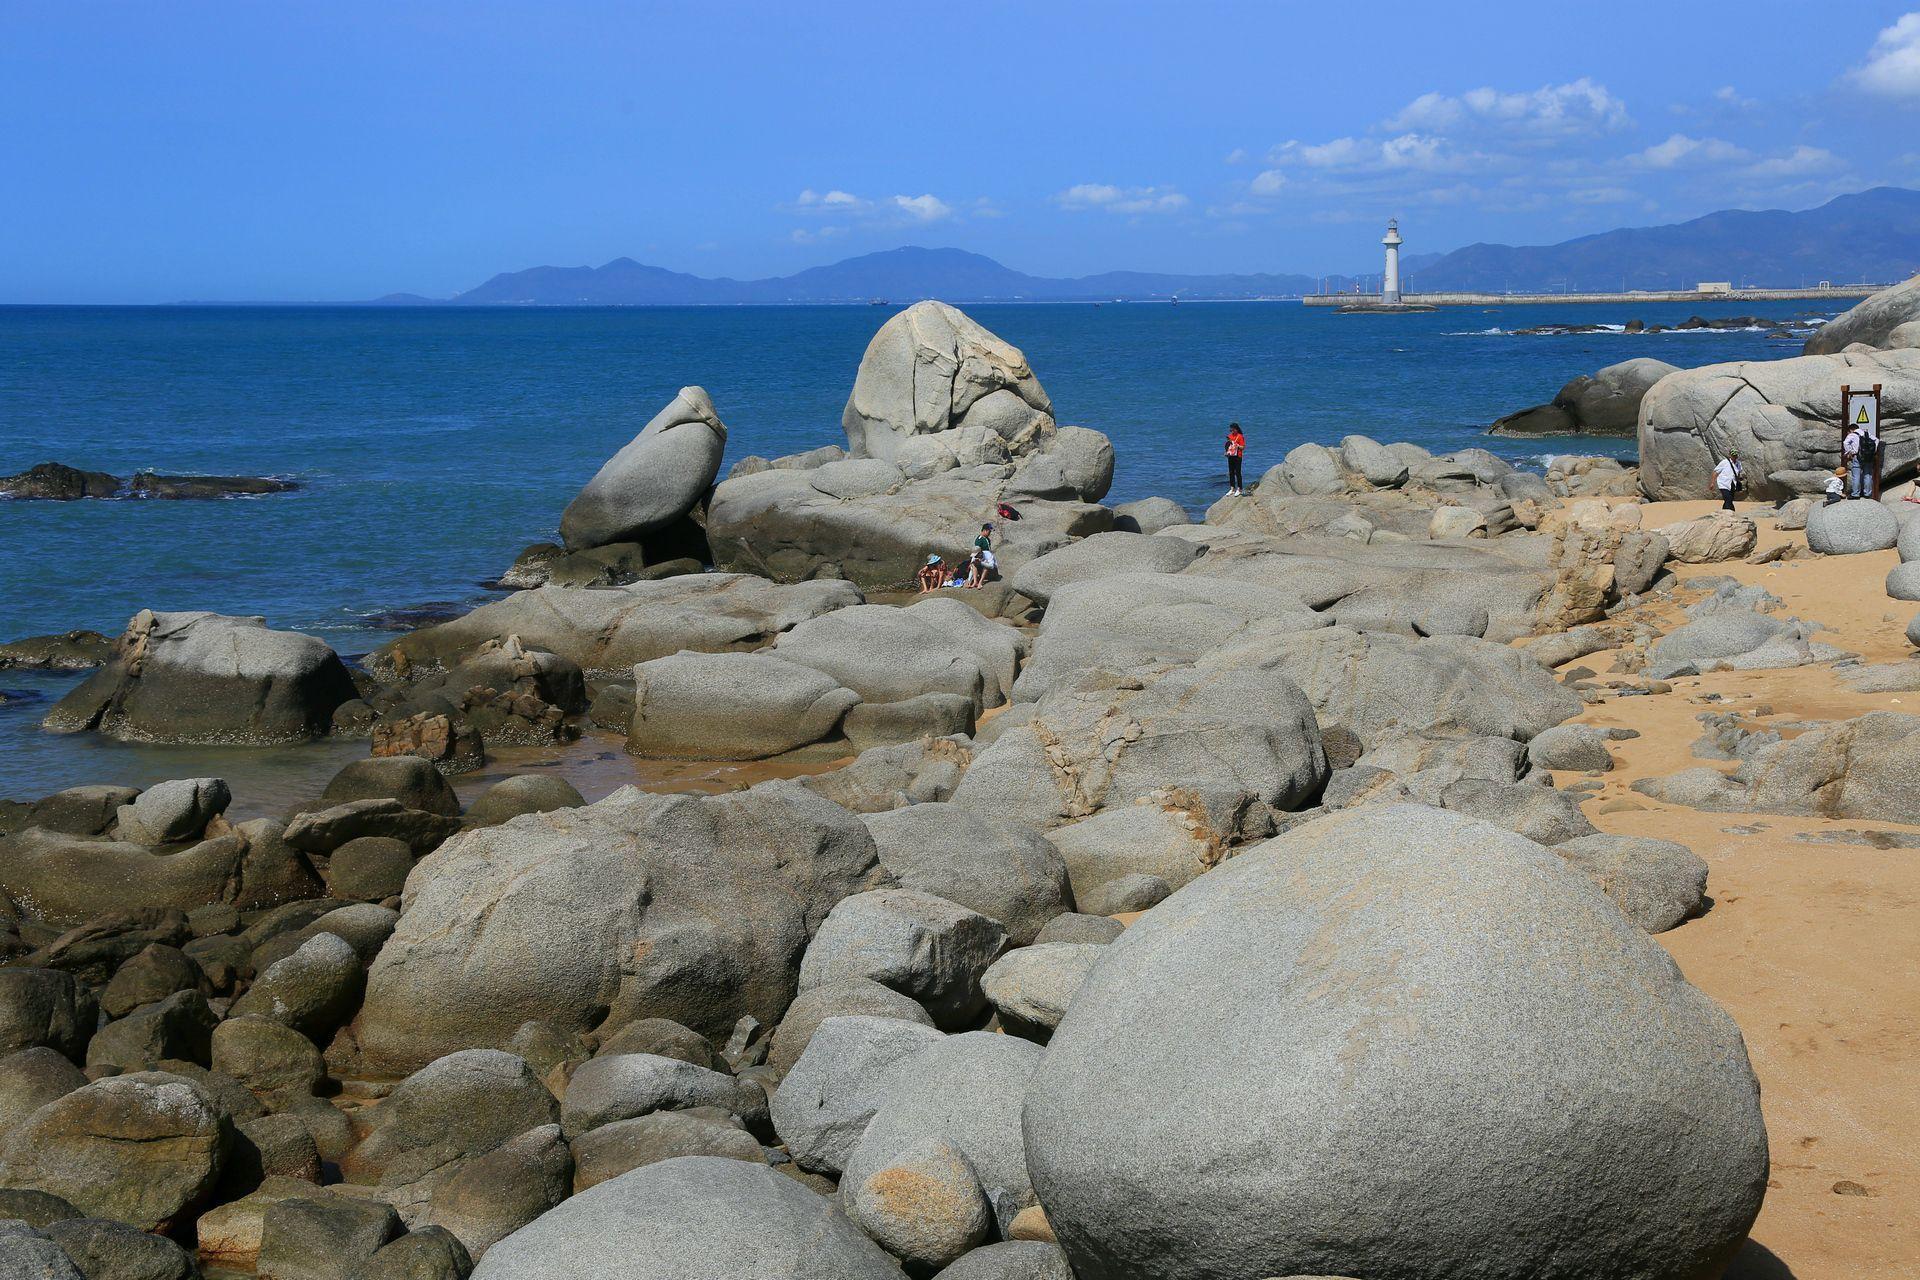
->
[[1859, 425, 1880, 499], [1713, 451, 1743, 512], [1224, 423, 1247, 496], [1843, 424, 1864, 499]]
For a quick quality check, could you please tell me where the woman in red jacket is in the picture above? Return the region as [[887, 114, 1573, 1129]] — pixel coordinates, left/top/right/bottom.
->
[[1225, 422, 1247, 496]]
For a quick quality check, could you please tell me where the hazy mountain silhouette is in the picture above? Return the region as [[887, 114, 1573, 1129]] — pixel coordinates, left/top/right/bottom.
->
[[399, 187, 1920, 305]]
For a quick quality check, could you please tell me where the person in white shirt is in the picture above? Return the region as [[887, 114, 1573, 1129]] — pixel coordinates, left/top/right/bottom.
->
[[1843, 427, 1863, 498], [1713, 452, 1741, 511], [1824, 468, 1846, 505]]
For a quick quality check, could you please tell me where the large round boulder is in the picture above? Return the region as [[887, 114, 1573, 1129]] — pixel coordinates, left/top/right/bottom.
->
[[859, 804, 1072, 946], [341, 1049, 558, 1186], [0, 1072, 230, 1230], [1806, 498, 1899, 554], [953, 652, 1327, 840], [1009, 533, 1203, 606], [471, 1156, 905, 1279], [560, 386, 728, 551], [340, 783, 883, 1075], [319, 756, 462, 817], [843, 302, 1054, 464], [626, 650, 860, 760], [1638, 348, 1920, 500], [1023, 805, 1769, 1280], [42, 611, 356, 745], [843, 1031, 1043, 1215], [1805, 274, 1920, 354]]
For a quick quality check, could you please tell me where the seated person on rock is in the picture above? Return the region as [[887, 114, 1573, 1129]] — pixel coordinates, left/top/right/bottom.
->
[[966, 545, 998, 588], [1825, 468, 1846, 506], [917, 554, 946, 593]]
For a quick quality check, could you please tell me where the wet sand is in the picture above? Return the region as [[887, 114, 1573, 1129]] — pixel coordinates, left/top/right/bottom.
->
[[1543, 499, 1920, 1280]]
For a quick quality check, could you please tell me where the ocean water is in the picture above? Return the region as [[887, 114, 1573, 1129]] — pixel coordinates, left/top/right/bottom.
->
[[0, 299, 1830, 804]]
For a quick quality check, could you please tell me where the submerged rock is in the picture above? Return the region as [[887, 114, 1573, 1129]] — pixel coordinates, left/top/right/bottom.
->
[[0, 631, 114, 671], [0, 462, 296, 501]]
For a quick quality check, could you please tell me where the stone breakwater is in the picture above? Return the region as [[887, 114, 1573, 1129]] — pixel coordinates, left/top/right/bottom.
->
[[10, 291, 1920, 1276]]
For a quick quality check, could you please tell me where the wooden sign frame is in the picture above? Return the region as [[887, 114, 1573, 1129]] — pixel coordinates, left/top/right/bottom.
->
[[1842, 383, 1884, 499]]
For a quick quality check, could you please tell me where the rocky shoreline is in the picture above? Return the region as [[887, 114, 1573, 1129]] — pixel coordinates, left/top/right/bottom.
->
[[4, 279, 1920, 1278]]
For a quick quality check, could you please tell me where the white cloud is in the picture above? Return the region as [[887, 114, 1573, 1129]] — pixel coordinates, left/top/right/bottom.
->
[[1635, 133, 1753, 168], [1566, 186, 1634, 205], [890, 194, 953, 222], [1851, 12, 1920, 97], [1224, 147, 1248, 165], [1745, 145, 1843, 179], [1053, 183, 1188, 214], [1249, 168, 1286, 195], [789, 189, 960, 225], [1272, 133, 1474, 174], [1386, 77, 1628, 136], [796, 189, 865, 210], [789, 227, 845, 244]]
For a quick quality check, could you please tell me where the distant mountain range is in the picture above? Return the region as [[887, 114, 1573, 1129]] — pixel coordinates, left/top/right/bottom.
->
[[378, 187, 1920, 306], [384, 247, 1352, 306], [1412, 187, 1920, 293]]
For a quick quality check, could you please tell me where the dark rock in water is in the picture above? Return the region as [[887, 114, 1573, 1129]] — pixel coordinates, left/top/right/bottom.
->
[[360, 604, 474, 632], [43, 611, 357, 747], [495, 521, 711, 591], [0, 461, 297, 501], [1487, 402, 1577, 437], [1489, 358, 1677, 438], [0, 463, 118, 499], [0, 631, 115, 670], [126, 471, 298, 499]]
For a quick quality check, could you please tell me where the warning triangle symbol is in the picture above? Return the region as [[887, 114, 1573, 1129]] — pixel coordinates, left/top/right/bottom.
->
[[1856, 406, 1871, 425]]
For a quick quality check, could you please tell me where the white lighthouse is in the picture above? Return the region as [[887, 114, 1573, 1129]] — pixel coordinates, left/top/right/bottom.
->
[[1381, 218, 1403, 305]]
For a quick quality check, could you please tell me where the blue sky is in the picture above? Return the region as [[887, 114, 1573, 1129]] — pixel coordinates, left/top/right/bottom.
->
[[5, 1, 1920, 302]]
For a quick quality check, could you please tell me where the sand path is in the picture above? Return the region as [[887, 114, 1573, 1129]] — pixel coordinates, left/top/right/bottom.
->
[[1545, 499, 1919, 1280]]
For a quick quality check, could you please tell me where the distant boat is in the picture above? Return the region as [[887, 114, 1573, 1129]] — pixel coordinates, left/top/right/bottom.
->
[[1169, 296, 1180, 305], [868, 298, 888, 306]]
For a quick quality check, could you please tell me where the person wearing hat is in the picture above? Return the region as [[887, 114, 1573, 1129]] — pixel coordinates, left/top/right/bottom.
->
[[917, 553, 946, 593], [1713, 450, 1743, 512]]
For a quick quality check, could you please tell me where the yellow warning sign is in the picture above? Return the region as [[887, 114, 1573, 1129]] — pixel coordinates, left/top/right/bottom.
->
[[1844, 387, 1880, 436]]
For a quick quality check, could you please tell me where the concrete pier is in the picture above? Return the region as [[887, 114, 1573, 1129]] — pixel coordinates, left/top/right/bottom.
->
[[1303, 284, 1887, 308]]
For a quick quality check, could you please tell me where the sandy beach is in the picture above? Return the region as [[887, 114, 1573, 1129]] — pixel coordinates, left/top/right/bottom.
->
[[1536, 499, 1920, 1280]]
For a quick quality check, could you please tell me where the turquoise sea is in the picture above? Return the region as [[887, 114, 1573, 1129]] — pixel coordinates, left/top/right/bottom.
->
[[0, 299, 1832, 804]]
